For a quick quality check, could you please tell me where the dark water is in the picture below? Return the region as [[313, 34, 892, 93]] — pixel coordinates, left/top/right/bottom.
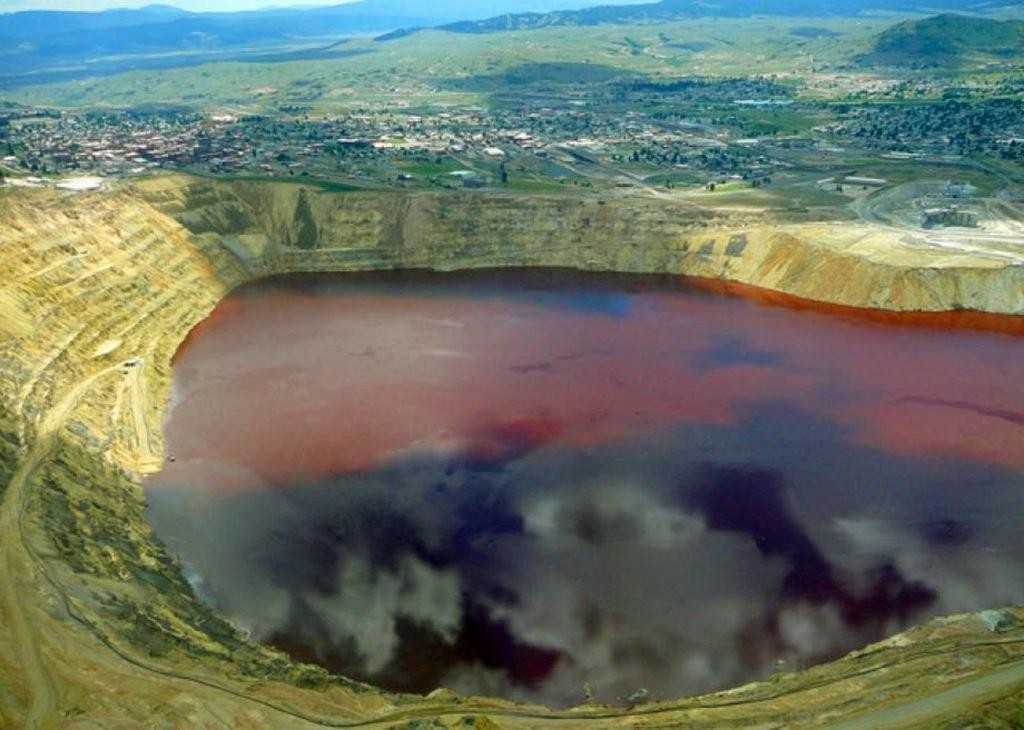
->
[[145, 270, 1024, 707]]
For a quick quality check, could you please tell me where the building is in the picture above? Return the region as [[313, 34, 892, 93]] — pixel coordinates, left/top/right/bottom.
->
[[922, 206, 978, 229]]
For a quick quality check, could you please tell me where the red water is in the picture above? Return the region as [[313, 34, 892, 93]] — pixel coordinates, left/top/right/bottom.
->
[[158, 272, 1024, 487], [145, 270, 1024, 707]]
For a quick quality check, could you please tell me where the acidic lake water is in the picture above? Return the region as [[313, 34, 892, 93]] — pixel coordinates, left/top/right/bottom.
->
[[145, 270, 1024, 707]]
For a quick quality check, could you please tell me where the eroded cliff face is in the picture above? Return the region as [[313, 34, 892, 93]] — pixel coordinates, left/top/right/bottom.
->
[[136, 174, 1024, 315], [0, 176, 1022, 728]]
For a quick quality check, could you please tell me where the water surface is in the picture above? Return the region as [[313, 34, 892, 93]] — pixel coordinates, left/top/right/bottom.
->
[[146, 270, 1024, 707]]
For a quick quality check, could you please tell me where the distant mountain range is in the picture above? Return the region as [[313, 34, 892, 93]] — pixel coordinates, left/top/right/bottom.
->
[[861, 13, 1024, 67], [422, 0, 999, 35], [0, 1, 644, 75], [0, 0, 1017, 88]]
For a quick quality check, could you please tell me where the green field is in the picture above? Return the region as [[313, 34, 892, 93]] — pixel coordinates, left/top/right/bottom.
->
[[400, 160, 467, 176], [2, 16, 894, 112]]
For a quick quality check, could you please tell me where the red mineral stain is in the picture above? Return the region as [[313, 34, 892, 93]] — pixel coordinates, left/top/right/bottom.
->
[[150, 271, 1024, 490]]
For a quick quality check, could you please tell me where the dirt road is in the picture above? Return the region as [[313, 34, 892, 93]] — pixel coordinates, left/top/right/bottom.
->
[[826, 658, 1024, 729], [0, 365, 125, 727]]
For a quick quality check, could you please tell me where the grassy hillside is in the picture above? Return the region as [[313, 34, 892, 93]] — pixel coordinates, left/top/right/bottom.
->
[[2, 16, 883, 110], [0, 1, 632, 86], [424, 0, 985, 35], [863, 14, 1024, 68]]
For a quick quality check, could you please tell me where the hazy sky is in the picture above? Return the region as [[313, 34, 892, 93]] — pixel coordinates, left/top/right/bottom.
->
[[0, 0, 360, 11], [0, 0, 647, 15]]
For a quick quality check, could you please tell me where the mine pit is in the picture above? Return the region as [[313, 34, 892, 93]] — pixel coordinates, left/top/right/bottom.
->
[[145, 269, 1024, 708]]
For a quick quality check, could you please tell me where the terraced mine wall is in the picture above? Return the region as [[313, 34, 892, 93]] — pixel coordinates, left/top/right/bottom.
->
[[145, 175, 1024, 314], [0, 174, 1022, 727]]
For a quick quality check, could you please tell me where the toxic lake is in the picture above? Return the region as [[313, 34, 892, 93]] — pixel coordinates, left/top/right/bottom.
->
[[144, 269, 1024, 707]]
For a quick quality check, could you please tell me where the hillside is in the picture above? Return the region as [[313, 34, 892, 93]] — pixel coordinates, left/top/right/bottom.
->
[[427, 0, 989, 35], [862, 14, 1024, 68], [0, 0, 635, 85]]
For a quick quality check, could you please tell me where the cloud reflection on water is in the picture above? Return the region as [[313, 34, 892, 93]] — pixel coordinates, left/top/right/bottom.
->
[[146, 271, 1024, 706], [147, 403, 1024, 706]]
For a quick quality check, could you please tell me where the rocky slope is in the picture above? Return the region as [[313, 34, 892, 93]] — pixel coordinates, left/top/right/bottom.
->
[[142, 174, 1024, 314], [0, 174, 1022, 728]]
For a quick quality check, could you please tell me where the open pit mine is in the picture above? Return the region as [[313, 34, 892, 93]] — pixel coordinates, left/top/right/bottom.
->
[[0, 174, 1023, 728]]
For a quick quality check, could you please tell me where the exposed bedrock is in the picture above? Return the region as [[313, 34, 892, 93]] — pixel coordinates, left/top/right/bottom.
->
[[143, 174, 1023, 315], [0, 174, 1021, 727]]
